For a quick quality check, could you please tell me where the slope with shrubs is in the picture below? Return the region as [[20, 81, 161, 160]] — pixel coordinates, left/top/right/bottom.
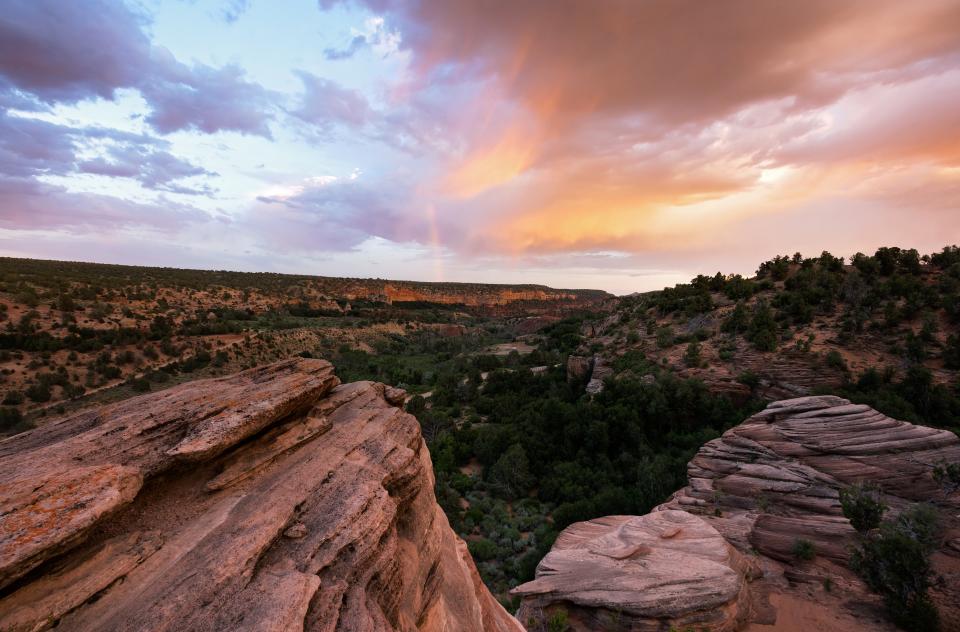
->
[[590, 245, 960, 433]]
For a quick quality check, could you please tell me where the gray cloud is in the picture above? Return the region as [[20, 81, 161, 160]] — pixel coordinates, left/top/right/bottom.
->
[[0, 0, 274, 137]]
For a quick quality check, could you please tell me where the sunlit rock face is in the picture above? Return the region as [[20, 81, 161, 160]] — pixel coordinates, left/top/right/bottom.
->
[[517, 396, 960, 631], [0, 359, 522, 632]]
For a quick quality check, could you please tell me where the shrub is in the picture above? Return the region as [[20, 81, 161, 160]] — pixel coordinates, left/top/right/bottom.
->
[[656, 326, 675, 349], [737, 371, 760, 390], [850, 504, 940, 632], [547, 609, 570, 632], [932, 460, 960, 497], [0, 406, 24, 433], [840, 482, 887, 533], [25, 382, 51, 403], [683, 341, 701, 368], [406, 394, 426, 416], [747, 300, 778, 351], [721, 302, 749, 335], [2, 390, 23, 405], [467, 538, 499, 562], [944, 335, 960, 370], [488, 444, 534, 500], [825, 350, 847, 372], [792, 538, 815, 561]]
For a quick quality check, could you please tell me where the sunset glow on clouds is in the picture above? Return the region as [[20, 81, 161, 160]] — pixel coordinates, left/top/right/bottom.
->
[[1, 0, 958, 293]]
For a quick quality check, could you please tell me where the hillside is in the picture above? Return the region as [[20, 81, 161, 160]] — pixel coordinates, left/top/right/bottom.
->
[[575, 246, 960, 430], [0, 258, 609, 431]]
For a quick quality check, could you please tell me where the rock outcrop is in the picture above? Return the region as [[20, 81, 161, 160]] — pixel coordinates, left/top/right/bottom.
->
[[0, 358, 522, 632], [566, 355, 613, 394], [517, 396, 960, 631], [584, 357, 613, 395], [663, 396, 960, 560], [566, 355, 593, 383], [513, 510, 758, 631]]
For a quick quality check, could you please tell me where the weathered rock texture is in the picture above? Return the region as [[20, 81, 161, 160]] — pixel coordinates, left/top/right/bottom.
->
[[0, 358, 522, 632], [513, 510, 758, 631], [663, 396, 960, 561], [517, 396, 960, 631]]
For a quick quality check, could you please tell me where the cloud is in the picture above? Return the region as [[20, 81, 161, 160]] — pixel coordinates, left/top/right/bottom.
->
[[312, 0, 960, 262], [292, 71, 371, 132], [322, 15, 401, 61], [0, 111, 77, 178], [0, 0, 151, 103], [324, 35, 367, 61], [358, 0, 960, 128], [0, 109, 217, 195], [248, 174, 420, 251], [0, 0, 274, 137], [140, 54, 275, 137], [0, 176, 209, 233], [78, 144, 217, 195], [221, 0, 252, 24]]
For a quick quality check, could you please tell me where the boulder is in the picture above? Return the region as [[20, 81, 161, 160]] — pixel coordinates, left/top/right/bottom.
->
[[513, 510, 758, 631], [566, 355, 593, 382]]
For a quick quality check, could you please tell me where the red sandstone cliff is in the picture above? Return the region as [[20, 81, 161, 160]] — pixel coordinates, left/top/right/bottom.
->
[[0, 359, 523, 632]]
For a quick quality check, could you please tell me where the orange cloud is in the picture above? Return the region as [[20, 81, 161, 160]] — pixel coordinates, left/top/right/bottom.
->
[[368, 0, 960, 260]]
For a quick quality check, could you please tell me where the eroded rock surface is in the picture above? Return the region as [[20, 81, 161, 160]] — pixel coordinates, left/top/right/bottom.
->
[[513, 510, 757, 631], [0, 359, 522, 632], [517, 396, 960, 631], [663, 396, 960, 558]]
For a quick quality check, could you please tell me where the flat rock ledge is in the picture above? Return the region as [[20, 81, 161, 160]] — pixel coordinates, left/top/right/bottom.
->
[[513, 510, 758, 632], [0, 358, 522, 632]]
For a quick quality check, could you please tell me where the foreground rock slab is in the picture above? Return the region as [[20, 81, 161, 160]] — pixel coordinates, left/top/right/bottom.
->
[[513, 510, 757, 631], [0, 359, 522, 632]]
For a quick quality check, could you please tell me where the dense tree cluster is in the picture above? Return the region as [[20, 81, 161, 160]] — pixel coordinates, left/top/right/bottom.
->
[[418, 351, 761, 603]]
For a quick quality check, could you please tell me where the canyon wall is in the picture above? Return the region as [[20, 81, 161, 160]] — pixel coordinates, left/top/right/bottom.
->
[[337, 281, 611, 314], [0, 359, 522, 632]]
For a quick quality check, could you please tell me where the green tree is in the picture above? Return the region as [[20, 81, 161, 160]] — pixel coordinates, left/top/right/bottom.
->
[[721, 301, 749, 335], [747, 300, 778, 352], [489, 444, 535, 499], [850, 505, 940, 631], [683, 341, 701, 368], [840, 482, 887, 533]]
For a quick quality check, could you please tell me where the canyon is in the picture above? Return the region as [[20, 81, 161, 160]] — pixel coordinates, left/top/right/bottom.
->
[[1, 249, 959, 631], [1, 360, 957, 631]]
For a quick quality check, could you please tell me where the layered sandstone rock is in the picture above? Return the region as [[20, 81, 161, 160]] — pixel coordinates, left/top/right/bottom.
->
[[662, 396, 960, 560], [0, 359, 522, 632], [513, 510, 758, 632], [338, 281, 610, 315], [517, 396, 960, 631]]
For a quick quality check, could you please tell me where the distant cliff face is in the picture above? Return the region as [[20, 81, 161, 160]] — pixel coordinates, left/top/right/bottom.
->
[[515, 396, 960, 632], [0, 359, 522, 632], [340, 281, 610, 314]]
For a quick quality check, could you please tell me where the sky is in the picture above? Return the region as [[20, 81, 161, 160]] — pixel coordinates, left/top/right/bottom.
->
[[0, 0, 958, 295]]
